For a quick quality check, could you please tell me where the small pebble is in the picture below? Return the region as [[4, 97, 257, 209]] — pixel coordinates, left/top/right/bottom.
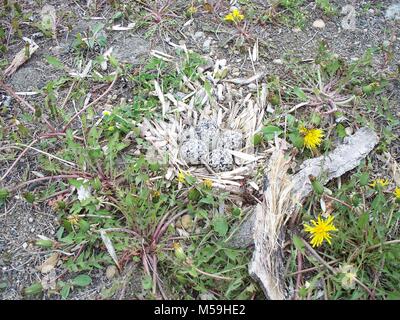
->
[[106, 265, 118, 280], [30, 228, 35, 233], [181, 215, 193, 229], [22, 243, 28, 249], [345, 127, 353, 136], [28, 217, 33, 223], [273, 59, 283, 65], [203, 37, 212, 53], [193, 31, 204, 40], [231, 68, 240, 77], [312, 19, 326, 29]]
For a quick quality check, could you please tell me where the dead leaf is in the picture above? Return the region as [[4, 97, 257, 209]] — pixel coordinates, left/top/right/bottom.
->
[[203, 2, 213, 13], [154, 80, 168, 117], [224, 71, 265, 85], [100, 230, 120, 270], [181, 214, 193, 229], [41, 269, 57, 290], [39, 252, 59, 274], [4, 38, 39, 77], [110, 23, 135, 31]]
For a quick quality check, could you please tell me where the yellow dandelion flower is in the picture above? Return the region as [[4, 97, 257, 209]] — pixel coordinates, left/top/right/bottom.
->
[[187, 5, 197, 15], [300, 126, 324, 150], [102, 110, 111, 117], [394, 187, 400, 199], [369, 178, 389, 188], [224, 8, 244, 23], [304, 214, 338, 247], [152, 190, 161, 197], [203, 179, 213, 189], [173, 242, 186, 261], [67, 214, 80, 226], [177, 170, 186, 183]]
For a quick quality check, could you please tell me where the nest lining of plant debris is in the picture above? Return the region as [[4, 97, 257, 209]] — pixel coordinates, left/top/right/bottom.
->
[[139, 46, 268, 196]]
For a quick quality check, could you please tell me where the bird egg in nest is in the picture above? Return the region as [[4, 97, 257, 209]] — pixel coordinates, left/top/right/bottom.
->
[[180, 139, 208, 165], [217, 130, 243, 150], [209, 148, 233, 172], [195, 119, 219, 150], [179, 127, 198, 143]]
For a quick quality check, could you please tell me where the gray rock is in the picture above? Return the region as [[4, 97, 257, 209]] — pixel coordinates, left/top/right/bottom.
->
[[226, 213, 256, 248], [110, 34, 150, 65], [193, 31, 204, 41], [202, 37, 212, 53], [385, 4, 400, 20], [0, 95, 11, 108], [9, 65, 50, 91]]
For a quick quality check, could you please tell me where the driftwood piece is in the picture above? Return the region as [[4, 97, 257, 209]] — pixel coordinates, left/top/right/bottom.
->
[[228, 127, 379, 249], [230, 127, 379, 299], [249, 149, 294, 300], [292, 127, 379, 199]]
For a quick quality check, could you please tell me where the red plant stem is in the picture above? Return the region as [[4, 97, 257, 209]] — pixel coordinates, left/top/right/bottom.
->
[[9, 174, 86, 192], [0, 80, 56, 132], [152, 254, 158, 298], [324, 194, 353, 210], [295, 252, 303, 300], [153, 210, 188, 245], [151, 210, 174, 244], [1, 139, 38, 181], [39, 132, 85, 142]]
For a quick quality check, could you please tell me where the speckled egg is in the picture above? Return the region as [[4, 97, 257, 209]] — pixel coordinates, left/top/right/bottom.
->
[[179, 127, 198, 143], [180, 139, 208, 165], [217, 130, 243, 150], [195, 119, 219, 150], [209, 148, 233, 172]]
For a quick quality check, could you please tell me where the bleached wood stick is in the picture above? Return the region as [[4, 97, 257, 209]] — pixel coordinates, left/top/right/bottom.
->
[[242, 127, 379, 300], [228, 128, 379, 300], [228, 127, 379, 249]]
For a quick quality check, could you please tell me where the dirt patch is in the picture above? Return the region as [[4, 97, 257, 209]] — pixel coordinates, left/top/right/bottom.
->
[[8, 56, 59, 91], [0, 201, 58, 299], [110, 33, 151, 65]]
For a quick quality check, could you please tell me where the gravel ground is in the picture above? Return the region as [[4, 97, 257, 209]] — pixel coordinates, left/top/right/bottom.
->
[[1, 0, 399, 299]]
